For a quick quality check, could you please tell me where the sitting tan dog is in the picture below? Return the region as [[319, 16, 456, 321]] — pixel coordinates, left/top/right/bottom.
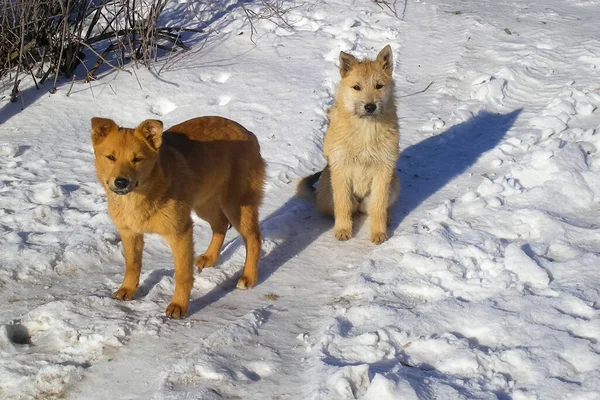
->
[[91, 116, 265, 318], [298, 45, 400, 244]]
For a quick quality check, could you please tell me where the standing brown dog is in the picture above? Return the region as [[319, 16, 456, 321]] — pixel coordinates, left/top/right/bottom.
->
[[298, 45, 400, 244], [91, 116, 265, 318]]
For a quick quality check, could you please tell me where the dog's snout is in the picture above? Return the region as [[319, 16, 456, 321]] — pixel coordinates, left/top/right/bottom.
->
[[364, 103, 377, 114], [114, 177, 130, 190]]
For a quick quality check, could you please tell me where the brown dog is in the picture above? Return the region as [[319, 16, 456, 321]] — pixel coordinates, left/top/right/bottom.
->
[[91, 116, 265, 318], [298, 45, 400, 244]]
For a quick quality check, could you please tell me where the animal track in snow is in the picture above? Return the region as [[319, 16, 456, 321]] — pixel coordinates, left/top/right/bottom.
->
[[164, 307, 277, 397], [199, 71, 232, 84]]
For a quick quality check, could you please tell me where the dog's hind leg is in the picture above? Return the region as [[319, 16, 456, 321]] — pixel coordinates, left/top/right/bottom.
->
[[315, 166, 335, 216], [194, 208, 229, 270], [224, 203, 262, 290]]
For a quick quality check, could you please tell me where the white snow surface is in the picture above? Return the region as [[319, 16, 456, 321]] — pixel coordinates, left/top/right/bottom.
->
[[1, 0, 600, 399]]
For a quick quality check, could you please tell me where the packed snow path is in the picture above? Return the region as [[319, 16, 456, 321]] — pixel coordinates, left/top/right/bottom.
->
[[1, 0, 600, 399]]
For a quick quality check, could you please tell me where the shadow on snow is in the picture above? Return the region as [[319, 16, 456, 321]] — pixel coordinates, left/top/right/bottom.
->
[[184, 108, 522, 315]]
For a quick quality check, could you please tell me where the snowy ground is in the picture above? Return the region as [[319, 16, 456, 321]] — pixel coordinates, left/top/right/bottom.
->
[[1, 0, 600, 398]]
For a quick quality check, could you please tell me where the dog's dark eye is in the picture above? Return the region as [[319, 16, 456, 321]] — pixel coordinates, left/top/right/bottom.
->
[[376, 83, 384, 89], [352, 85, 361, 91], [106, 155, 115, 161], [132, 156, 143, 163]]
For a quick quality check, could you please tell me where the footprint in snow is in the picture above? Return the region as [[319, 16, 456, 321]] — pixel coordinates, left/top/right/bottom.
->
[[421, 117, 445, 132], [199, 72, 231, 84], [28, 182, 62, 206]]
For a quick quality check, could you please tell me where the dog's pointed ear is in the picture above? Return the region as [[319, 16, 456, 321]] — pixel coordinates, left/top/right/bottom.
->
[[91, 117, 118, 145], [376, 45, 393, 73], [136, 119, 164, 150], [339, 51, 357, 77]]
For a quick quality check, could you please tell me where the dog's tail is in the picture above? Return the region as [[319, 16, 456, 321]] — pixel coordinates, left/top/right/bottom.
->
[[296, 171, 322, 202]]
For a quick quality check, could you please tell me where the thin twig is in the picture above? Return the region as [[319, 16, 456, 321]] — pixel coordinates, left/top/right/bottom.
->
[[158, 28, 212, 74], [66, 75, 76, 96], [131, 63, 143, 90], [399, 81, 434, 98], [373, 0, 399, 18], [10, 78, 20, 103], [39, 66, 52, 85], [19, 84, 24, 110], [79, 41, 132, 77], [241, 4, 258, 44], [85, 42, 118, 82], [28, 67, 39, 90], [157, 27, 204, 34], [52, 0, 71, 94], [10, 5, 26, 103], [75, 53, 96, 101]]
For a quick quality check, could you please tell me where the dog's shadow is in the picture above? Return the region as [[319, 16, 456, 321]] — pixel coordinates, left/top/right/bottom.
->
[[390, 108, 522, 229], [138, 109, 522, 315], [186, 197, 336, 315]]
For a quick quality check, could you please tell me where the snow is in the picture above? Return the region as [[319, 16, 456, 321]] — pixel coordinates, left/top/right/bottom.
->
[[1, 0, 600, 398]]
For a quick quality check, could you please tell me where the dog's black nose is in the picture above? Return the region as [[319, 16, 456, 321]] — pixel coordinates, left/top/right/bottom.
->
[[364, 103, 377, 113], [114, 177, 130, 190]]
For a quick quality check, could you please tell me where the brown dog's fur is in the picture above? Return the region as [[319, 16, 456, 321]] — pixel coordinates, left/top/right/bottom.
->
[[298, 45, 400, 244], [91, 116, 265, 318]]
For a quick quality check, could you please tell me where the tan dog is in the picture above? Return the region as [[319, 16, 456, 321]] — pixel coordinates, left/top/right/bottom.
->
[[91, 116, 265, 318], [298, 45, 400, 244]]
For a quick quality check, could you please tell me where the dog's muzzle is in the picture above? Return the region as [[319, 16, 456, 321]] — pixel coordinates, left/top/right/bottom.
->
[[110, 177, 135, 195]]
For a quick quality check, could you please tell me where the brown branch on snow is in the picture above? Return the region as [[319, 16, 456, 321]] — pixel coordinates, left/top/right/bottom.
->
[[81, 42, 130, 83], [398, 81, 434, 98]]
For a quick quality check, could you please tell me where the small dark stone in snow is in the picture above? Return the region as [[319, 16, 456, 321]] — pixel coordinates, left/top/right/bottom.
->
[[5, 324, 32, 345]]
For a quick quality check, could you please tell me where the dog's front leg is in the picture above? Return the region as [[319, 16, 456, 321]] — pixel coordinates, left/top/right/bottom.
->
[[368, 170, 393, 245], [113, 229, 144, 300], [331, 168, 353, 241], [165, 225, 194, 319]]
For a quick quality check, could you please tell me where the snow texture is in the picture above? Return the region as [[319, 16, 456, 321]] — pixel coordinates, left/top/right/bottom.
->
[[1, 0, 600, 399]]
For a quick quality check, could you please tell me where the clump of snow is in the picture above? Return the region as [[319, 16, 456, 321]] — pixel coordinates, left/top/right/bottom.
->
[[0, 143, 19, 157], [150, 97, 177, 116]]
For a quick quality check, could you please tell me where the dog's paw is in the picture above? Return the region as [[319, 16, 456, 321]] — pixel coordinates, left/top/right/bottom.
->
[[113, 286, 136, 301], [334, 228, 352, 241], [370, 231, 388, 245], [236, 275, 257, 290], [195, 253, 218, 270], [165, 302, 188, 319]]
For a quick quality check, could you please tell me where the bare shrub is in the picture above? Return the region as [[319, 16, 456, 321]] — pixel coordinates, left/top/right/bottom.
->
[[1, 0, 197, 101], [0, 0, 308, 102]]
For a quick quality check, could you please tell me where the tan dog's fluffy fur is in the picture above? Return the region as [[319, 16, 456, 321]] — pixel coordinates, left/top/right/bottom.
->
[[298, 45, 400, 244], [91, 116, 265, 318]]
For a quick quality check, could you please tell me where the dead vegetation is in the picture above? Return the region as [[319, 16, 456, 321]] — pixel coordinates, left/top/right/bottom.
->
[[0, 0, 200, 102], [0, 0, 308, 103]]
